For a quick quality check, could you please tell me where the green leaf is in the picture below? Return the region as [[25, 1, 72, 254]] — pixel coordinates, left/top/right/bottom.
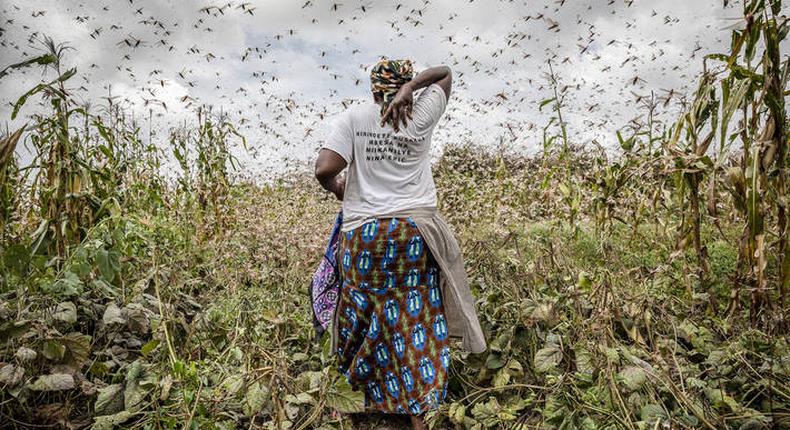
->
[[558, 182, 571, 197], [29, 219, 48, 255], [27, 373, 75, 391], [618, 366, 647, 391], [285, 392, 314, 405], [505, 359, 524, 378], [91, 411, 134, 430], [704, 387, 738, 411], [243, 381, 271, 417], [49, 271, 84, 297], [0, 320, 30, 344], [580, 416, 599, 430], [471, 397, 503, 427], [0, 54, 57, 79], [62, 332, 92, 368], [94, 384, 124, 415], [222, 374, 244, 397], [704, 53, 729, 62], [640, 404, 667, 422], [448, 402, 467, 425], [124, 304, 149, 334], [0, 363, 24, 386], [53, 301, 77, 323], [677, 414, 699, 428], [617, 130, 635, 151], [42, 340, 66, 360], [534, 345, 562, 373], [739, 418, 769, 430], [14, 346, 36, 362], [91, 279, 117, 298], [2, 244, 29, 275], [577, 272, 592, 290], [96, 248, 115, 282], [140, 339, 159, 357], [493, 368, 511, 388], [102, 303, 125, 325], [485, 352, 506, 370], [11, 67, 77, 120], [325, 376, 363, 413], [159, 375, 173, 401], [539, 97, 556, 111], [0, 125, 25, 168], [124, 360, 148, 411]]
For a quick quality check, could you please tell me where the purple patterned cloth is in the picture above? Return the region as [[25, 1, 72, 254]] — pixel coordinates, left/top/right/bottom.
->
[[309, 210, 343, 337]]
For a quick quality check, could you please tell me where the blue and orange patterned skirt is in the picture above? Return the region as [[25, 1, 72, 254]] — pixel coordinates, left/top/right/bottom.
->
[[335, 216, 450, 415]]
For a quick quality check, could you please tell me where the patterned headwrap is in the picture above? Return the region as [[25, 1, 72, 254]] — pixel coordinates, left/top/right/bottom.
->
[[370, 58, 414, 116]]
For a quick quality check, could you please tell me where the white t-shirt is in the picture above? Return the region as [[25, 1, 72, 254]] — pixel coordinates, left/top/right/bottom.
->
[[322, 83, 448, 232]]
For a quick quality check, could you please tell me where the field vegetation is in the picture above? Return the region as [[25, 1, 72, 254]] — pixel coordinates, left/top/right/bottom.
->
[[0, 0, 788, 429]]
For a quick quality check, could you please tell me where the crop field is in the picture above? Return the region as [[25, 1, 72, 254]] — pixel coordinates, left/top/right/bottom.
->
[[0, 0, 788, 429]]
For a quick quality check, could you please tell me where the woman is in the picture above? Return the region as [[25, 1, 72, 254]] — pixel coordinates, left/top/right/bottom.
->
[[315, 58, 486, 429]]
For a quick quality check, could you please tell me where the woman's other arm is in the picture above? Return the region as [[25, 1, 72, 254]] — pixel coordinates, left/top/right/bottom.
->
[[405, 65, 452, 98], [315, 149, 347, 201]]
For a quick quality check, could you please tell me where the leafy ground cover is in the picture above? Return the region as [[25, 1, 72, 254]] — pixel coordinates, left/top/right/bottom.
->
[[0, 1, 787, 427], [1, 152, 787, 428]]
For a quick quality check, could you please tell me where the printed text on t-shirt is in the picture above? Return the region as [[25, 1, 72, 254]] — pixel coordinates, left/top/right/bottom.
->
[[356, 131, 425, 163]]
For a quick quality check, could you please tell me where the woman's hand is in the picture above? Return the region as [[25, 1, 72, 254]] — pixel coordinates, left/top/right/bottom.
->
[[380, 82, 414, 132]]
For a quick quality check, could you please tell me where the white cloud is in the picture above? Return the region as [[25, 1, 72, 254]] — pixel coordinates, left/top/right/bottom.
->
[[0, 0, 758, 178]]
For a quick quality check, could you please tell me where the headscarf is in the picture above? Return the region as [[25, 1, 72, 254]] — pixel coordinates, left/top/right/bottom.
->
[[370, 58, 414, 118]]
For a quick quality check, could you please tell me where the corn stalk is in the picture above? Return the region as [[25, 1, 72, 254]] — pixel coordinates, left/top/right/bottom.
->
[[666, 70, 717, 310], [0, 126, 25, 242], [15, 37, 83, 262], [711, 0, 788, 326]]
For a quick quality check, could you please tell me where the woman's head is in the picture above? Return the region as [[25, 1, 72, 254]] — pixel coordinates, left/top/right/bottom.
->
[[370, 58, 414, 107]]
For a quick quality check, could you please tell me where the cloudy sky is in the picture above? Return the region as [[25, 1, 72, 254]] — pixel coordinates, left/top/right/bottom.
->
[[0, 0, 744, 178]]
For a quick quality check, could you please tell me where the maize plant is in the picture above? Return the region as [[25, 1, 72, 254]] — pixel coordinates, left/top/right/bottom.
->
[[665, 70, 718, 309], [717, 0, 788, 325], [542, 61, 581, 235], [15, 38, 85, 262]]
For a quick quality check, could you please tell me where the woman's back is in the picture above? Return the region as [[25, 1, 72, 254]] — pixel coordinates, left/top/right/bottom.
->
[[323, 83, 448, 232]]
